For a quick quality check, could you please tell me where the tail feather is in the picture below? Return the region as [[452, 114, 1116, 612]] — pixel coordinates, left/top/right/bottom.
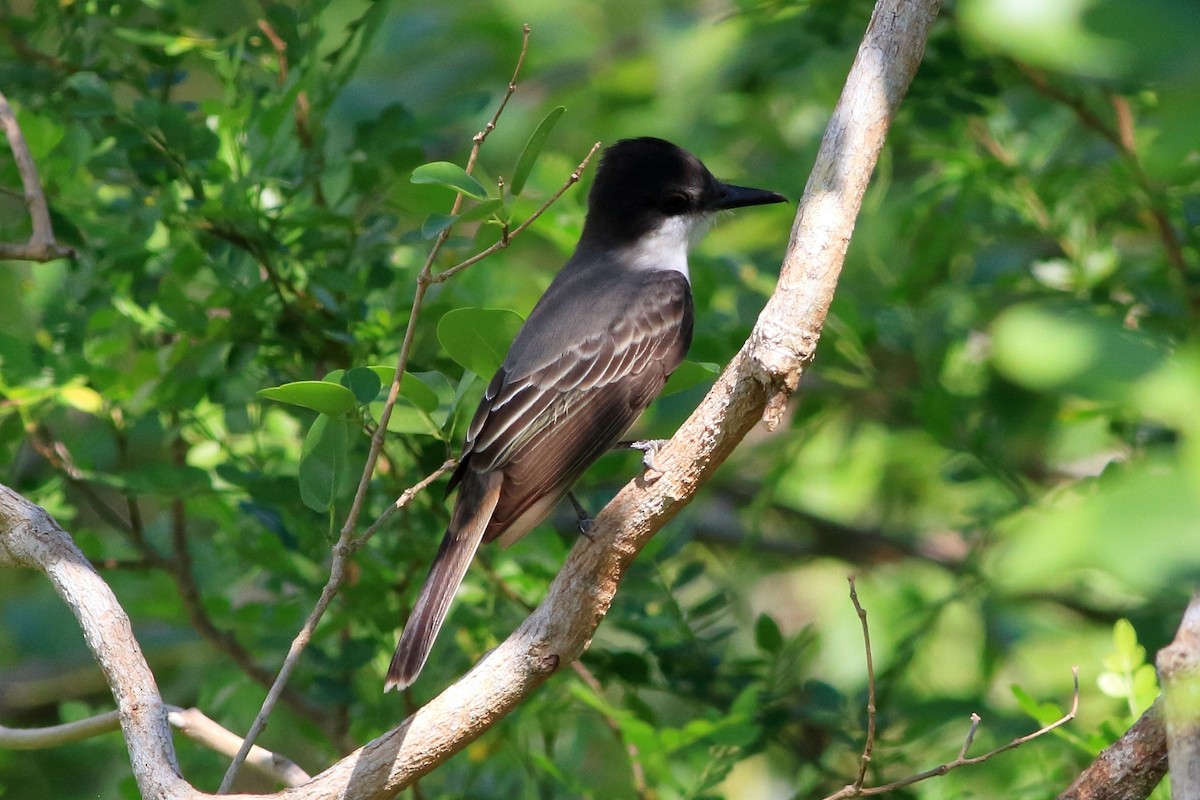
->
[[385, 471, 502, 691]]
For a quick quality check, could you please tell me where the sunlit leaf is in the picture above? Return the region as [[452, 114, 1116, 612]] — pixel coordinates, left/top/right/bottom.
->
[[510, 106, 565, 196], [411, 161, 489, 200], [258, 381, 358, 416], [437, 307, 525, 377]]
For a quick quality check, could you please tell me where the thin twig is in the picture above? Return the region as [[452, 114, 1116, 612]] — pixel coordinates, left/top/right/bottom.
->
[[430, 142, 602, 285], [958, 713, 982, 759], [350, 458, 457, 552], [849, 576, 877, 791], [341, 21, 532, 576], [824, 668, 1080, 798], [257, 18, 321, 202], [0, 87, 75, 261]]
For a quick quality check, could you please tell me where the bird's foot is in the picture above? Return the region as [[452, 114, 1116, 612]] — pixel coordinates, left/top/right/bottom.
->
[[567, 491, 595, 540], [618, 438, 669, 482]]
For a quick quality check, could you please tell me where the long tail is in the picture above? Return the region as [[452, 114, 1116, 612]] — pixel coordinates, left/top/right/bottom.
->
[[385, 471, 502, 691]]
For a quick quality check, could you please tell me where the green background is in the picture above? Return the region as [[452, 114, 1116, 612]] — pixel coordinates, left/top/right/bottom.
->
[[1, 0, 1198, 797]]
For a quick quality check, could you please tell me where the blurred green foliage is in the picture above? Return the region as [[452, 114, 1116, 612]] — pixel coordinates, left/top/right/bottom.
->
[[1, 0, 1197, 798]]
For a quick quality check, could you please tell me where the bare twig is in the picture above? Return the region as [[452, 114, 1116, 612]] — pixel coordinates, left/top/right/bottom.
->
[[958, 713, 982, 760], [825, 580, 1079, 799], [212, 463, 449, 792], [429, 142, 602, 285], [824, 669, 1080, 798], [0, 87, 75, 261], [848, 577, 877, 791], [350, 458, 456, 551], [257, 18, 321, 202]]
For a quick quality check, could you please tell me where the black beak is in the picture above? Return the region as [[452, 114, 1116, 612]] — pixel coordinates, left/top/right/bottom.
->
[[708, 181, 788, 211]]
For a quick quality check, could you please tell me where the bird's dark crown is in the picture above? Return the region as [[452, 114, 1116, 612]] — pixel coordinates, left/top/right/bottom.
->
[[580, 137, 784, 246], [581, 137, 718, 245]]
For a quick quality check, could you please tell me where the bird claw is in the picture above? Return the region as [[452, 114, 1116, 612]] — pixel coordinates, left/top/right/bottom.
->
[[577, 517, 595, 540], [622, 438, 668, 482], [568, 491, 595, 540]]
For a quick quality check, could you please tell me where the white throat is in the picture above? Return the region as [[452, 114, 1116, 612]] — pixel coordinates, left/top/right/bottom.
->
[[622, 215, 709, 282]]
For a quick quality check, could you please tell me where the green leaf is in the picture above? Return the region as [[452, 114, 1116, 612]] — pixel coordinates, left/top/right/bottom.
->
[[367, 368, 440, 412], [259, 381, 357, 416], [366, 369, 446, 438], [420, 213, 457, 239], [662, 360, 720, 397], [58, 384, 104, 414], [299, 415, 350, 513], [343, 367, 382, 404], [458, 198, 505, 223], [510, 106, 565, 196], [411, 161, 489, 200], [754, 613, 784, 654], [1011, 684, 1064, 726], [990, 303, 1166, 399], [1112, 619, 1143, 664], [437, 308, 525, 377]]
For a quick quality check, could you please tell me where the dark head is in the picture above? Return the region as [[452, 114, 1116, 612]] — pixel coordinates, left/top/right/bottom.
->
[[580, 137, 786, 247]]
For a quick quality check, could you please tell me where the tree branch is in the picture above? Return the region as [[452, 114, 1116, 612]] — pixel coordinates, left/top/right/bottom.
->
[[0, 87, 75, 261], [0, 706, 309, 787], [1057, 700, 1167, 800], [1157, 593, 1200, 798]]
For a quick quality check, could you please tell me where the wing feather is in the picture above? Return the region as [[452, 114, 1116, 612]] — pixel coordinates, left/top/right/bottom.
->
[[454, 270, 693, 544]]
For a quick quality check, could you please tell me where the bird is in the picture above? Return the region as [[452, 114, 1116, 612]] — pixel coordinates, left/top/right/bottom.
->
[[386, 136, 786, 691]]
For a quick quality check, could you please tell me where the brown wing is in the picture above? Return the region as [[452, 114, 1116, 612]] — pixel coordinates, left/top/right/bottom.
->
[[451, 270, 693, 544]]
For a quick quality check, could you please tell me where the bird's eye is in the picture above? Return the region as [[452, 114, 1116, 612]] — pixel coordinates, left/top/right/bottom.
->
[[660, 192, 690, 216]]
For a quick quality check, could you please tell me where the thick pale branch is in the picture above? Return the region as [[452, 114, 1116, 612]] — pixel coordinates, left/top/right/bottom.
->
[[0, 484, 190, 798]]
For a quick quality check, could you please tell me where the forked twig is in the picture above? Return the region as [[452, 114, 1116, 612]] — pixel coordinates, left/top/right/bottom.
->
[[825, 580, 1079, 799], [431, 142, 601, 284]]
